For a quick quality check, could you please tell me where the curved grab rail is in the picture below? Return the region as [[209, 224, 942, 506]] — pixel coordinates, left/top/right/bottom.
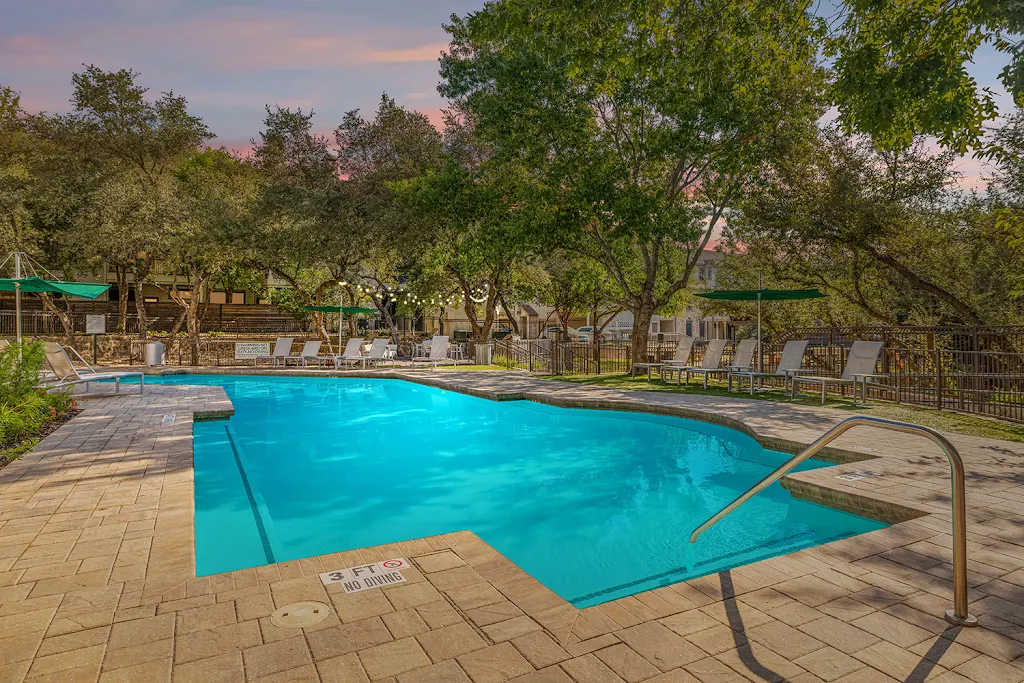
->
[[688, 415, 977, 626]]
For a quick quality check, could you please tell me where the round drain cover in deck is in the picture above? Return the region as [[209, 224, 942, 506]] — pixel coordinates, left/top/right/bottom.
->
[[271, 601, 330, 628]]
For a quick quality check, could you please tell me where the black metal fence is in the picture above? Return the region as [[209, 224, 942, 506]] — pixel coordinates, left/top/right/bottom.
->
[[494, 336, 1024, 422]]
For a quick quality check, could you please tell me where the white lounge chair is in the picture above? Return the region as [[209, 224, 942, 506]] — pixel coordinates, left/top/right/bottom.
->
[[332, 338, 368, 368], [729, 340, 809, 395], [678, 339, 756, 388], [256, 337, 294, 367], [364, 338, 392, 367], [41, 342, 144, 394], [791, 340, 886, 404], [412, 335, 458, 368], [632, 337, 694, 380], [282, 340, 324, 367]]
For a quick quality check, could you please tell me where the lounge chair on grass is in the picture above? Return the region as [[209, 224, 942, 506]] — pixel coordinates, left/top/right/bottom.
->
[[256, 337, 293, 367], [632, 337, 694, 380], [282, 341, 325, 368], [729, 340, 810, 395], [332, 338, 367, 368], [791, 340, 886, 405], [41, 342, 144, 394], [663, 339, 757, 388], [412, 335, 458, 368]]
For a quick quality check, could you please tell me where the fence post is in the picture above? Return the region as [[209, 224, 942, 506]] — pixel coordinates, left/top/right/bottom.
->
[[529, 341, 533, 373], [597, 340, 602, 375], [936, 348, 943, 410]]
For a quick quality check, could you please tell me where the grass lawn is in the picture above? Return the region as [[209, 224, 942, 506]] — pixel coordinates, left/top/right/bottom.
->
[[546, 372, 1024, 444]]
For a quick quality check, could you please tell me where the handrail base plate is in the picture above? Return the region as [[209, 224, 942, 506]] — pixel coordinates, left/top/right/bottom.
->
[[944, 610, 979, 627]]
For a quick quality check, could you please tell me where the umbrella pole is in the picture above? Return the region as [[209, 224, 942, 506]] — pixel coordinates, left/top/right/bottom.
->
[[338, 290, 344, 354], [14, 252, 22, 348], [756, 272, 762, 373], [757, 293, 762, 373]]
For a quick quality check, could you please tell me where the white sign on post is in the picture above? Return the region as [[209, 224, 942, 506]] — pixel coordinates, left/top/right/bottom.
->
[[85, 315, 105, 335], [319, 558, 410, 594], [235, 342, 271, 359]]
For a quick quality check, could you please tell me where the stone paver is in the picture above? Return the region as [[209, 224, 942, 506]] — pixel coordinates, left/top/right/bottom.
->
[[0, 370, 1021, 682]]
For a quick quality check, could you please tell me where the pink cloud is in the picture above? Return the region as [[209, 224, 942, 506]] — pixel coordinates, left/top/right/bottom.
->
[[362, 44, 448, 64]]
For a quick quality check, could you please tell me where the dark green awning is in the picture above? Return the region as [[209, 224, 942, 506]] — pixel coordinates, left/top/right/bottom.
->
[[0, 277, 110, 299], [695, 289, 826, 301]]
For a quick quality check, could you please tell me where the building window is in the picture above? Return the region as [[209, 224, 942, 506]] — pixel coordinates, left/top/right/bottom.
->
[[209, 291, 227, 305], [143, 297, 159, 304], [699, 321, 706, 338], [685, 320, 693, 336], [231, 292, 245, 305]]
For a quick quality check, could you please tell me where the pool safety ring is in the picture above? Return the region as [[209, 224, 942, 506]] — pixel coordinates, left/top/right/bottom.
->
[[271, 601, 331, 629]]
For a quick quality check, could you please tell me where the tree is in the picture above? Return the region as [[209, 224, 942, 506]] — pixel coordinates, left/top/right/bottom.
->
[[725, 128, 1023, 325], [60, 66, 212, 337], [250, 106, 368, 343], [440, 0, 826, 360], [829, 1, 1019, 153], [0, 85, 32, 253], [162, 149, 257, 362], [336, 95, 446, 341], [535, 253, 621, 336]]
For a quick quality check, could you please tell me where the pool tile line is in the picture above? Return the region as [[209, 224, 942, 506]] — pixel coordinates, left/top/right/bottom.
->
[[0, 374, 1022, 682], [223, 424, 278, 565]]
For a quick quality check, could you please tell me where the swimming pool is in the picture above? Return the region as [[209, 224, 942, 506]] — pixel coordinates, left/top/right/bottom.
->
[[157, 374, 886, 607]]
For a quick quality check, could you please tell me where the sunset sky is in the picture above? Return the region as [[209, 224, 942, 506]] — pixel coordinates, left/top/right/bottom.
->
[[0, 0, 1014, 186]]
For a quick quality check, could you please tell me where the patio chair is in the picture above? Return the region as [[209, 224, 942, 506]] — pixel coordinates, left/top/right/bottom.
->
[[659, 339, 727, 387], [364, 338, 393, 367], [282, 341, 324, 368], [632, 337, 694, 380], [728, 339, 809, 395], [40, 342, 144, 394], [255, 337, 294, 367], [332, 338, 368, 368], [663, 339, 757, 388], [412, 335, 459, 368], [791, 340, 885, 405]]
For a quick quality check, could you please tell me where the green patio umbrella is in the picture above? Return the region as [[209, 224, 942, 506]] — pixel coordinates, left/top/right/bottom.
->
[[0, 253, 111, 346], [303, 305, 379, 351], [694, 288, 826, 371]]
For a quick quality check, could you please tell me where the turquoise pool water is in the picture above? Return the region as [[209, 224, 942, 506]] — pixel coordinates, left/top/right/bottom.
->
[[153, 374, 885, 607]]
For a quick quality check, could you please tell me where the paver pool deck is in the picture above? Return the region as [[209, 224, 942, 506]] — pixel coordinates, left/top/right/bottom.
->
[[2, 369, 1024, 683]]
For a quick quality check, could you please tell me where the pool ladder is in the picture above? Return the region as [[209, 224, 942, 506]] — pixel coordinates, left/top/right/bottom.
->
[[689, 416, 977, 627]]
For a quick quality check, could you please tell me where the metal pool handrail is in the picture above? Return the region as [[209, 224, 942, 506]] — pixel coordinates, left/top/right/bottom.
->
[[688, 415, 978, 626]]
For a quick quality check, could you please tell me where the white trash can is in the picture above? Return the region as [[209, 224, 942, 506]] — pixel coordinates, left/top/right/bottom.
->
[[144, 341, 166, 366]]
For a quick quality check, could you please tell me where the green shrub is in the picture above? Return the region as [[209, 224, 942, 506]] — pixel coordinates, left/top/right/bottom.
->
[[0, 342, 46, 406], [0, 389, 77, 461]]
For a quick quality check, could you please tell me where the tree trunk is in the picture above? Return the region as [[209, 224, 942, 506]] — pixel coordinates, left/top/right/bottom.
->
[[630, 301, 655, 364], [132, 261, 152, 341], [115, 266, 129, 334], [134, 289, 148, 342], [186, 296, 202, 365], [165, 309, 188, 364], [496, 290, 520, 336], [368, 292, 400, 343], [40, 294, 75, 346]]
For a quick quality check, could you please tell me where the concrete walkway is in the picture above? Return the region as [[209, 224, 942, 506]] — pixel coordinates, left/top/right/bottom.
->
[[0, 370, 1021, 682]]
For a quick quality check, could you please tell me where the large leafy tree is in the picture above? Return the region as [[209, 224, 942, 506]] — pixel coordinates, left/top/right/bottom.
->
[[829, 1, 1020, 153], [250, 106, 364, 342], [163, 149, 257, 362], [53, 66, 212, 336], [395, 111, 539, 342], [336, 95, 445, 341], [440, 0, 826, 360], [725, 128, 1023, 325]]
